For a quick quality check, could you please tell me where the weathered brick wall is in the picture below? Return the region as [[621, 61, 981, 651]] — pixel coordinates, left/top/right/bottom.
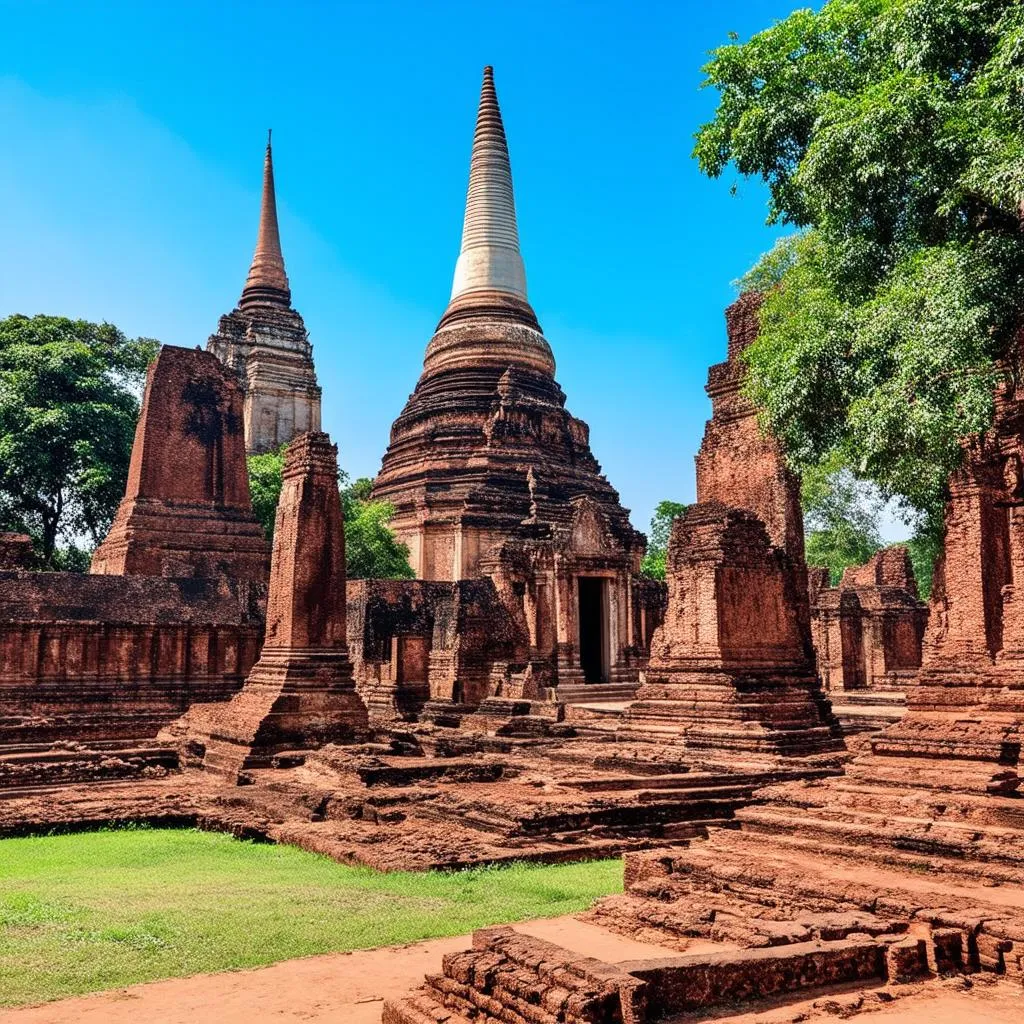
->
[[0, 571, 263, 743], [621, 504, 841, 755], [696, 293, 805, 561], [170, 431, 367, 775], [811, 547, 927, 692], [346, 577, 528, 720], [91, 345, 269, 582], [0, 535, 32, 569], [263, 432, 346, 649], [651, 505, 808, 672]]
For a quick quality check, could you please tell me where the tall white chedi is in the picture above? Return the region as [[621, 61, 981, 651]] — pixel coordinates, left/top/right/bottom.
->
[[449, 66, 529, 303]]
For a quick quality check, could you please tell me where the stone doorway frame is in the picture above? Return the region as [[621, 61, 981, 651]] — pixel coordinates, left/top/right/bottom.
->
[[576, 575, 611, 684]]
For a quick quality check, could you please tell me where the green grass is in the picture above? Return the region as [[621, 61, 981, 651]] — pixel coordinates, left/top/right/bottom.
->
[[0, 827, 621, 1007]]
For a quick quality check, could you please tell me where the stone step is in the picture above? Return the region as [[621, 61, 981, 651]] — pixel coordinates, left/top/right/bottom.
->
[[355, 758, 508, 787], [830, 690, 907, 707], [382, 993, 474, 1024], [558, 683, 638, 704], [562, 771, 763, 793], [737, 804, 1024, 866], [0, 742, 178, 791]]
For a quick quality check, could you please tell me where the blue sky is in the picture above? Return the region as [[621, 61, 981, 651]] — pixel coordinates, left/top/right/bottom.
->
[[0, 0, 813, 537]]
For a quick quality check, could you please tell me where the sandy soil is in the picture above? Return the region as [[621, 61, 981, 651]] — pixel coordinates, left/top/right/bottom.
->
[[2, 916, 1019, 1024], [703, 978, 1023, 1024], [0, 916, 687, 1024]]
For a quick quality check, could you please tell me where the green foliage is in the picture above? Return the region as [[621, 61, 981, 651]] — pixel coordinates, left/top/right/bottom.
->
[[696, 1, 1024, 531], [906, 529, 942, 599], [803, 466, 883, 584], [0, 828, 621, 1006], [245, 453, 413, 580], [0, 315, 157, 567], [246, 446, 287, 543], [342, 478, 415, 580], [45, 544, 93, 574], [640, 500, 688, 580]]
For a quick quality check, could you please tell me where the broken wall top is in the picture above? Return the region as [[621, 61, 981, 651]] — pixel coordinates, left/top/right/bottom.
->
[[0, 570, 264, 625], [125, 345, 252, 509], [839, 546, 919, 596], [696, 293, 805, 561], [264, 432, 346, 649]]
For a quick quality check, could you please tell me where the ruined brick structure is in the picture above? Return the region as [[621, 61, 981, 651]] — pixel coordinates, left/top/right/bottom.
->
[[620, 297, 841, 755], [384, 345, 1024, 1024], [347, 578, 528, 723], [172, 432, 367, 778], [620, 505, 841, 754], [0, 345, 270, 778], [560, 346, 1024, 1014], [373, 67, 658, 697], [882, 350, 1024, 772], [0, 572, 262, 746], [811, 547, 927, 694], [0, 534, 32, 569], [90, 345, 270, 582], [207, 133, 321, 454], [697, 292, 804, 558]]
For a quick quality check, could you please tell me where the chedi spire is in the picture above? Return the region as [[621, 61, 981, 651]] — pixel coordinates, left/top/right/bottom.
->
[[241, 130, 291, 308], [449, 66, 528, 304]]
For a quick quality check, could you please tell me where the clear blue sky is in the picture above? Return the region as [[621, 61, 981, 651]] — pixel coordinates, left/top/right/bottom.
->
[[0, 0, 804, 536]]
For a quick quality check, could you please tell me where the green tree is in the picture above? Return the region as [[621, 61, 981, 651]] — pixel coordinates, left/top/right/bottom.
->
[[246, 452, 413, 580], [0, 315, 157, 567], [802, 466, 883, 584], [695, 1, 1024, 544], [342, 478, 416, 580], [640, 499, 688, 580], [247, 446, 287, 545]]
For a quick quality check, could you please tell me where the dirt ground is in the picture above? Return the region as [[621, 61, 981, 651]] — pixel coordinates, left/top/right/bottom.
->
[[0, 916, 685, 1024], [2, 914, 1020, 1024]]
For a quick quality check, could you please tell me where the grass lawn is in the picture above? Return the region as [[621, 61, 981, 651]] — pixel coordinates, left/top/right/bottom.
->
[[0, 827, 621, 1007]]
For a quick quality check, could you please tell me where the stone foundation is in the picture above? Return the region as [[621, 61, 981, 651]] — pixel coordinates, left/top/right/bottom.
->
[[812, 547, 927, 694], [620, 505, 842, 755]]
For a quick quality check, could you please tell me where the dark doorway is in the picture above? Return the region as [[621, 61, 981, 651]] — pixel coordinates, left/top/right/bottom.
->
[[578, 577, 607, 683], [840, 606, 866, 690]]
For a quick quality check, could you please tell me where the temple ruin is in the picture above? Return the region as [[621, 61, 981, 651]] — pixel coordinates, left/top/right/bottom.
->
[[384, 370, 1024, 1024], [620, 295, 842, 755], [3, 61, 1024, 1024], [90, 345, 270, 581], [171, 431, 367, 779], [372, 67, 660, 700], [207, 132, 322, 454], [810, 547, 927, 734], [0, 346, 267, 789]]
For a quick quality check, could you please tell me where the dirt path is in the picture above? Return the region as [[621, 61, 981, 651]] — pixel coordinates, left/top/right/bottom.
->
[[0, 916, 686, 1024], [3, 915, 1019, 1024]]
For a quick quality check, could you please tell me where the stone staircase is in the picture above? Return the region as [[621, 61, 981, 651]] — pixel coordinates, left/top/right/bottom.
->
[[383, 927, 646, 1024], [827, 688, 906, 734], [558, 683, 639, 704], [586, 837, 1024, 984]]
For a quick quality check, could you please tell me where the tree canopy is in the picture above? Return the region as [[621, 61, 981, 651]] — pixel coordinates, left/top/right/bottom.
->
[[696, 0, 1024, 540], [802, 466, 883, 584], [640, 499, 689, 580], [0, 315, 157, 567], [246, 448, 414, 580]]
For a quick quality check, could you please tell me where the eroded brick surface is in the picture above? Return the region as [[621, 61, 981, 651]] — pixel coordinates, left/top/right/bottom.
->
[[170, 432, 368, 778], [811, 547, 928, 695], [90, 345, 270, 582]]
